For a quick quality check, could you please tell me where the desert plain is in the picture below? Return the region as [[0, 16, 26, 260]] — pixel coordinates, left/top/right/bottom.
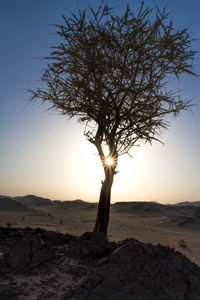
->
[[0, 195, 200, 266]]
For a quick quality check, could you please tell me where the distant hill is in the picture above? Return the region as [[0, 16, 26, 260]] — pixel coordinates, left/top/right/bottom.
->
[[2, 195, 200, 217], [1, 195, 97, 210], [111, 201, 167, 217], [111, 201, 200, 220], [175, 201, 200, 207], [0, 196, 33, 212], [13, 195, 52, 207], [53, 199, 97, 210]]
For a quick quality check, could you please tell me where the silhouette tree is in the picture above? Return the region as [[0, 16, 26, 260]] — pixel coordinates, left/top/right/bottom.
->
[[29, 1, 196, 238]]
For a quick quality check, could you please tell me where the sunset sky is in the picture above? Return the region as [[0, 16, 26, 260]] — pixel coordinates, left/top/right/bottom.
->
[[1, 0, 200, 204]]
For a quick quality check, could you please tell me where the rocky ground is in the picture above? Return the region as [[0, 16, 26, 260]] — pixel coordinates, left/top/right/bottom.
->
[[0, 227, 200, 300]]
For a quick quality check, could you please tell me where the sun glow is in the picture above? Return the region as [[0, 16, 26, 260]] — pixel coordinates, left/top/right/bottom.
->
[[105, 157, 113, 166]]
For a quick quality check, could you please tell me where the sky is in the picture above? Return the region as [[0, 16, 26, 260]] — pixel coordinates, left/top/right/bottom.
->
[[0, 0, 200, 204]]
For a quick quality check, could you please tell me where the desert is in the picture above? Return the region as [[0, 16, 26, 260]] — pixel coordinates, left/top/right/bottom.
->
[[0, 195, 200, 299], [1, 0, 200, 299]]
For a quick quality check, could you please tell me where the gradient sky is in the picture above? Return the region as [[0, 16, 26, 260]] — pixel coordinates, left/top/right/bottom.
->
[[0, 0, 200, 204]]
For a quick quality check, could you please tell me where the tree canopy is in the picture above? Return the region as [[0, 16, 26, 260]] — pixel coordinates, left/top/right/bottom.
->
[[30, 1, 196, 161]]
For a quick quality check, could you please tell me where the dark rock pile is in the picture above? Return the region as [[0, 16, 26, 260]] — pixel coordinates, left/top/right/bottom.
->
[[0, 226, 76, 247], [0, 227, 200, 299], [75, 239, 200, 300], [0, 227, 76, 274]]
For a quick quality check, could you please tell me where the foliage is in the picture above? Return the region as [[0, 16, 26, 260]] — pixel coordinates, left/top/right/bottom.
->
[[29, 1, 196, 162]]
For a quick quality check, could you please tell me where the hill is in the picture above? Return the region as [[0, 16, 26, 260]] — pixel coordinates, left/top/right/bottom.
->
[[0, 196, 33, 212], [53, 199, 97, 210], [13, 195, 52, 207], [111, 201, 167, 216], [175, 201, 200, 206]]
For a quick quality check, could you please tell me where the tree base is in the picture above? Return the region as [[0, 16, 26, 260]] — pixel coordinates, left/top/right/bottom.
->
[[71, 232, 117, 262]]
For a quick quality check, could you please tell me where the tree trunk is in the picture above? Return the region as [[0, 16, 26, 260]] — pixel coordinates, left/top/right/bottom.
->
[[93, 167, 114, 237]]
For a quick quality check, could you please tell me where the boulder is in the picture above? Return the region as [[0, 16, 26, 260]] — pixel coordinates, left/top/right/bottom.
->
[[7, 238, 54, 271], [75, 239, 200, 300]]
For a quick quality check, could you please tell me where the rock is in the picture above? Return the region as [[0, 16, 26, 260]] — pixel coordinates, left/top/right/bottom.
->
[[7, 238, 54, 271], [7, 239, 32, 270], [0, 226, 76, 247], [0, 251, 11, 275], [31, 238, 54, 267], [0, 285, 25, 300], [71, 232, 117, 261], [2, 227, 200, 299], [75, 239, 200, 300], [28, 227, 77, 246], [61, 286, 74, 299], [61, 263, 87, 277]]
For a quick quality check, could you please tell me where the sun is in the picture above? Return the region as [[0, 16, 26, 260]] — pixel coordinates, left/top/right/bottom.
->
[[105, 157, 113, 166]]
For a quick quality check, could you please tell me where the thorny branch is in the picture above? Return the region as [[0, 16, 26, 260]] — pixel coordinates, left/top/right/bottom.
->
[[29, 0, 197, 162]]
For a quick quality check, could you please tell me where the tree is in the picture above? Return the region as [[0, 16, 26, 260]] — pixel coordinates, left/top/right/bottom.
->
[[29, 1, 196, 238]]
